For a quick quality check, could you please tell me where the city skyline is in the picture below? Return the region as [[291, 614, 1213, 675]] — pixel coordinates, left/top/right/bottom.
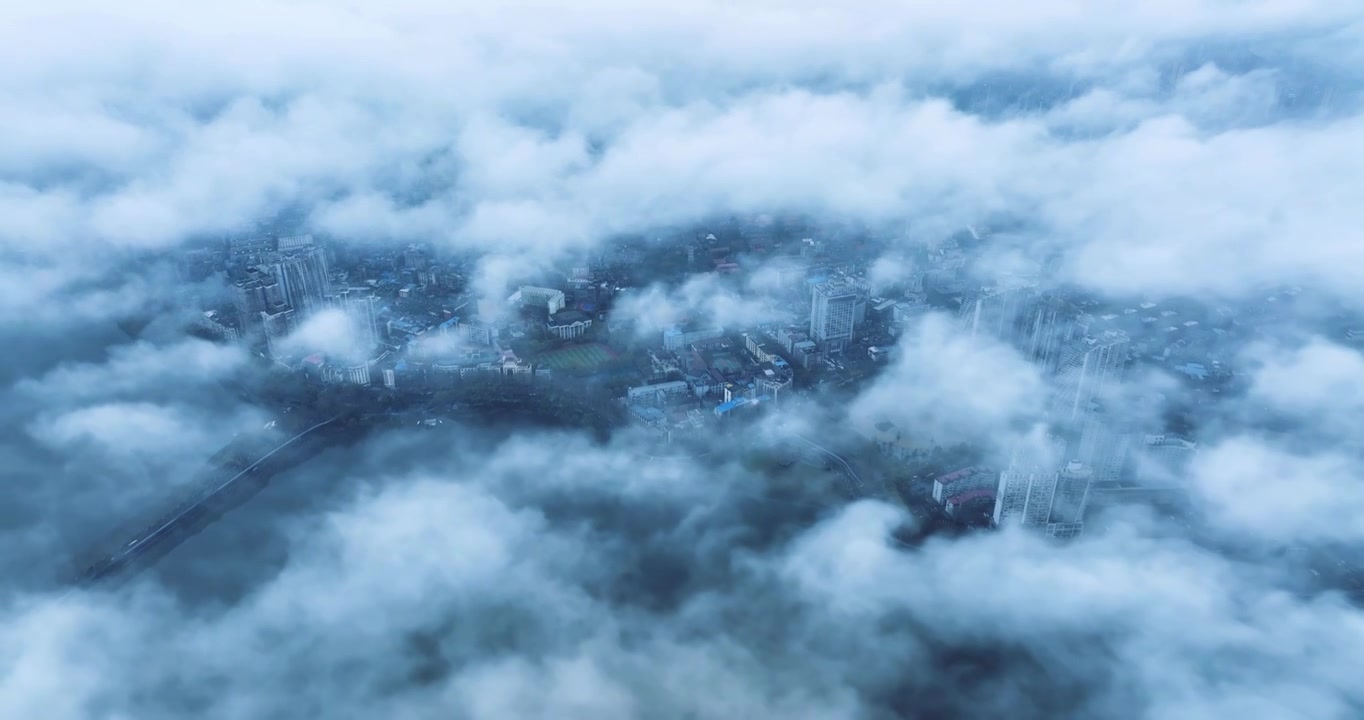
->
[[3, 3, 1363, 719]]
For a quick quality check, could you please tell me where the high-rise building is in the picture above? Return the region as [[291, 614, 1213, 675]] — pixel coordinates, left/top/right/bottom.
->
[[1022, 295, 1075, 373], [993, 466, 1031, 526], [265, 246, 331, 317], [402, 244, 428, 270], [1048, 460, 1094, 528], [809, 281, 858, 352], [1053, 330, 1129, 423], [1075, 413, 1132, 486], [233, 267, 289, 339], [331, 287, 381, 351], [960, 284, 1034, 343], [993, 436, 1065, 528], [994, 465, 1059, 528], [260, 306, 295, 359]]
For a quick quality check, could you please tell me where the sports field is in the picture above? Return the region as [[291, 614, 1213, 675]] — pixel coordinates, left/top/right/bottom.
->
[[535, 343, 620, 370]]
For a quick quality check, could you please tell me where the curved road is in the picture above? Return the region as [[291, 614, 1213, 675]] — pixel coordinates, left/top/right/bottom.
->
[[789, 431, 887, 499]]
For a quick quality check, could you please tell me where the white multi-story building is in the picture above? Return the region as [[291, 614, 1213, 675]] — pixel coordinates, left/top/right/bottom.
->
[[547, 310, 592, 340], [932, 466, 996, 504], [275, 234, 316, 252], [664, 325, 724, 352], [1054, 330, 1129, 423], [322, 361, 371, 386], [1076, 414, 1132, 487], [809, 281, 858, 353], [457, 318, 499, 346], [518, 286, 566, 315], [260, 307, 295, 359], [331, 286, 381, 350], [994, 465, 1060, 528], [265, 245, 332, 317], [745, 334, 780, 364], [626, 380, 692, 406], [959, 283, 1034, 342], [1022, 295, 1074, 372], [993, 436, 1065, 528], [1048, 460, 1094, 527]]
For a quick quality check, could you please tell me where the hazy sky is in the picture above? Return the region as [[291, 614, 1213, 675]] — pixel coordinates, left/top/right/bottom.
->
[[3, 2, 1364, 718]]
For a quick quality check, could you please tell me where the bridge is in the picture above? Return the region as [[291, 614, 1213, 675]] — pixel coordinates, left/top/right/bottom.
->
[[73, 415, 340, 587], [69, 385, 617, 588]]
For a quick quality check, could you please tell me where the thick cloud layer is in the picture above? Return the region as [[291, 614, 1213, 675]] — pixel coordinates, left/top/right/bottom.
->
[[3, 1, 1364, 718]]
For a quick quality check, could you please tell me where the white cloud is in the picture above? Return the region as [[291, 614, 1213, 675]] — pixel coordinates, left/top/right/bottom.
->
[[2, 2, 1364, 717], [851, 313, 1048, 447], [279, 308, 369, 362], [1246, 339, 1364, 433], [16, 338, 245, 403], [1190, 438, 1364, 544]]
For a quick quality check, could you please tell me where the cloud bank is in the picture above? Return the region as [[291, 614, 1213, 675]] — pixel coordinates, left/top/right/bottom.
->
[[2, 1, 1363, 718]]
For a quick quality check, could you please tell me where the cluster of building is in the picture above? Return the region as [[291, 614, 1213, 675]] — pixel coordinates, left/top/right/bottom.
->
[[888, 278, 1209, 536], [229, 236, 383, 379], [623, 330, 796, 439], [617, 227, 901, 438], [220, 237, 591, 391], [199, 218, 1237, 539]]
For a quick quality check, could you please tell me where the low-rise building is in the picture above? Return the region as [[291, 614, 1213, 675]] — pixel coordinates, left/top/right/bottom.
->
[[547, 310, 592, 340], [745, 334, 781, 364], [932, 466, 997, 504], [457, 318, 499, 346], [517, 286, 567, 315], [945, 488, 996, 517], [627, 380, 692, 406], [664, 325, 724, 352]]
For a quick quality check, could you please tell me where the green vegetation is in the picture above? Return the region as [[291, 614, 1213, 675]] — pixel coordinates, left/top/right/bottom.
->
[[534, 343, 620, 371]]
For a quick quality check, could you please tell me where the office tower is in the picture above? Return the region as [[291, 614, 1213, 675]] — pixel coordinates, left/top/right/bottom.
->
[[233, 267, 289, 338], [995, 466, 1060, 528], [1053, 330, 1129, 423], [993, 435, 1065, 527], [265, 245, 331, 317], [959, 283, 1034, 343], [402, 244, 428, 270], [260, 306, 295, 359], [1076, 413, 1132, 486], [1048, 460, 1094, 528], [993, 466, 1032, 526], [1022, 294, 1075, 373], [332, 287, 381, 350], [809, 281, 858, 352]]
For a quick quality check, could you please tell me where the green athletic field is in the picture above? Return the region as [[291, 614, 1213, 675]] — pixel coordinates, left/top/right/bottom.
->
[[535, 343, 620, 370]]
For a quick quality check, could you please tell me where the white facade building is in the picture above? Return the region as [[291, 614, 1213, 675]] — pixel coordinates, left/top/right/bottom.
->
[[664, 326, 724, 352], [626, 380, 692, 405], [809, 281, 858, 353], [1054, 330, 1129, 423], [547, 310, 592, 340], [519, 286, 567, 315]]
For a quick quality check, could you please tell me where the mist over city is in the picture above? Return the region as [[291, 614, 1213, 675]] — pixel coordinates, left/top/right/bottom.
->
[[3, 2, 1364, 718]]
